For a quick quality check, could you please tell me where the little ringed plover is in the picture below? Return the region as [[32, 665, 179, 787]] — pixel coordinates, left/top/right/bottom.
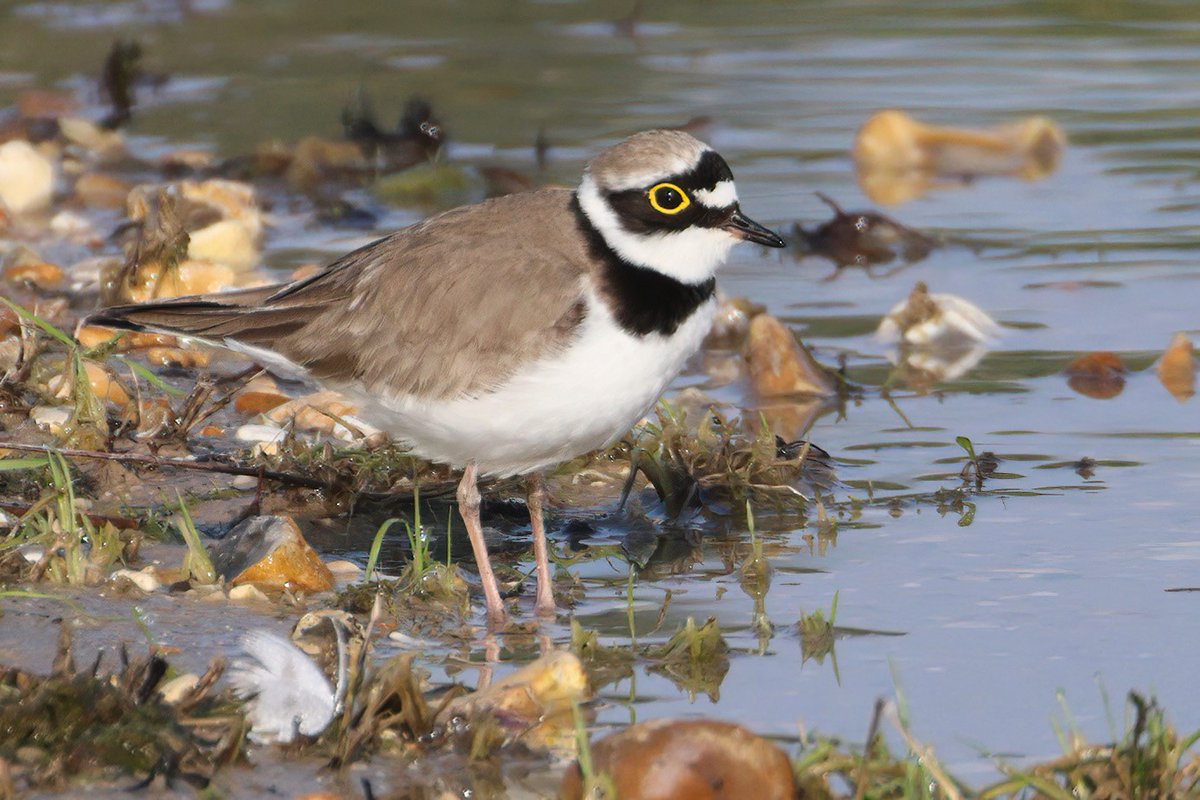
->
[[90, 129, 786, 624]]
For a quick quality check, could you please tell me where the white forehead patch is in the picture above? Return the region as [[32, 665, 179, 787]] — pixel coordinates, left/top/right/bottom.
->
[[693, 180, 738, 209]]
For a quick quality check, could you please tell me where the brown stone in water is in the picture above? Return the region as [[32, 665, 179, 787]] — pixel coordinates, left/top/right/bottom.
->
[[1064, 351, 1126, 400], [51, 362, 130, 406], [235, 390, 290, 415], [744, 314, 836, 399], [265, 391, 362, 435], [73, 172, 131, 209], [4, 261, 64, 290], [211, 515, 333, 594], [144, 346, 210, 369], [560, 718, 796, 800], [1157, 333, 1196, 402], [76, 325, 178, 350]]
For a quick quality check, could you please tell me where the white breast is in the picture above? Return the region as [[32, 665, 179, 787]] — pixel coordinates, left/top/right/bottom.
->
[[352, 289, 716, 477]]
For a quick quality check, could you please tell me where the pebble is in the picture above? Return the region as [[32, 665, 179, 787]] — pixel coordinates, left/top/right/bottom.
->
[[744, 314, 836, 398], [49, 210, 95, 241], [229, 583, 272, 604], [4, 260, 64, 290], [158, 673, 200, 705], [235, 390, 290, 415], [58, 116, 126, 159], [29, 405, 70, 434], [211, 515, 335, 594], [50, 361, 130, 405], [0, 140, 56, 214], [145, 346, 210, 369], [235, 422, 288, 455], [111, 566, 162, 592], [560, 718, 797, 800], [73, 172, 132, 209], [1158, 332, 1195, 402], [188, 218, 260, 271]]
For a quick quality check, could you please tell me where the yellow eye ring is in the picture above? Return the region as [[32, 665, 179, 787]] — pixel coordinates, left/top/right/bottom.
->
[[648, 182, 691, 215]]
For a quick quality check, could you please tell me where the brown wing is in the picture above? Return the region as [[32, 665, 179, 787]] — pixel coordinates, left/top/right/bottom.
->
[[91, 188, 593, 400]]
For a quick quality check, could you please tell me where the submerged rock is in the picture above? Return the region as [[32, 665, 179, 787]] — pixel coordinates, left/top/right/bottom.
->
[[1064, 351, 1127, 400], [744, 314, 837, 398], [560, 718, 796, 800], [1158, 332, 1195, 402], [210, 515, 334, 594], [0, 140, 56, 214]]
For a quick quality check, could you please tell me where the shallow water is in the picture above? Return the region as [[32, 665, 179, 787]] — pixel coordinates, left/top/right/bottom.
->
[[3, 0, 1200, 786]]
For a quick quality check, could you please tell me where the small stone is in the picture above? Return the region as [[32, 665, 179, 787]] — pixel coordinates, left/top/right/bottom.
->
[[1158, 332, 1195, 402], [188, 219, 260, 271], [49, 210, 95, 240], [76, 325, 178, 350], [29, 405, 70, 434], [158, 673, 200, 705], [145, 346, 210, 369], [73, 172, 131, 209], [744, 314, 837, 398], [51, 361, 130, 405], [1064, 351, 1127, 400], [0, 140, 56, 214], [235, 423, 287, 455], [266, 391, 371, 438], [58, 116, 126, 159], [235, 390, 290, 415], [4, 260, 64, 290], [210, 515, 334, 594], [560, 718, 797, 800], [229, 583, 272, 604], [325, 559, 363, 578], [111, 566, 162, 592], [442, 650, 590, 754]]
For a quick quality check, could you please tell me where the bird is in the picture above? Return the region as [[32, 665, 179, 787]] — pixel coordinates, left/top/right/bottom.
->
[[89, 129, 786, 625]]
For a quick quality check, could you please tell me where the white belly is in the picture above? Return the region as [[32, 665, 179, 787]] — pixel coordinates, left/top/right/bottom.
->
[[351, 294, 716, 477]]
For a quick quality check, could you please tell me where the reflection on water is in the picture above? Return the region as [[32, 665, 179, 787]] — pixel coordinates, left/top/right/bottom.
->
[[3, 0, 1200, 780]]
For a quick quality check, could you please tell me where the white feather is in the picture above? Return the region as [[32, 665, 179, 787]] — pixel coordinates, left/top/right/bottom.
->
[[228, 630, 338, 744]]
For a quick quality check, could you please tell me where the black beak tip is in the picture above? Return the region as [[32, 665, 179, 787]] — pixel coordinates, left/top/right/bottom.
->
[[726, 209, 787, 249]]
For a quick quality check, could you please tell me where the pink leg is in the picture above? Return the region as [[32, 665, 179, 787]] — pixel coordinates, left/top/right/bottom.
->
[[457, 462, 506, 627], [527, 472, 556, 617]]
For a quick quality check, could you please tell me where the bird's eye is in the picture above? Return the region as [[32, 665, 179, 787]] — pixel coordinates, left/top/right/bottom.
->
[[648, 182, 691, 215]]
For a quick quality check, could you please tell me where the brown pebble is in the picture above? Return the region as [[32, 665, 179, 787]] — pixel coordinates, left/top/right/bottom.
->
[[1064, 351, 1126, 400], [145, 346, 210, 369], [73, 172, 131, 209], [561, 718, 796, 800], [0, 305, 17, 338], [224, 516, 335, 594], [235, 390, 290, 416], [1158, 332, 1196, 402], [4, 261, 64, 290], [199, 425, 224, 437], [744, 314, 836, 398], [77, 325, 178, 351], [51, 362, 130, 405]]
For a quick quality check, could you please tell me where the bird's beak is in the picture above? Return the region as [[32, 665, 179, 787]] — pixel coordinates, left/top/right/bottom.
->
[[723, 208, 786, 248]]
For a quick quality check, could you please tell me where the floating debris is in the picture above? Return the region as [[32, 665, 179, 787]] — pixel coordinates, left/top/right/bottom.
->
[[1064, 351, 1127, 400], [854, 109, 1066, 204], [877, 281, 1000, 349], [793, 192, 937, 267]]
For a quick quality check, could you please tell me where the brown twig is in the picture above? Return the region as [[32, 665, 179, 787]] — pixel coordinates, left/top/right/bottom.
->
[[0, 501, 142, 531], [0, 441, 331, 491]]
